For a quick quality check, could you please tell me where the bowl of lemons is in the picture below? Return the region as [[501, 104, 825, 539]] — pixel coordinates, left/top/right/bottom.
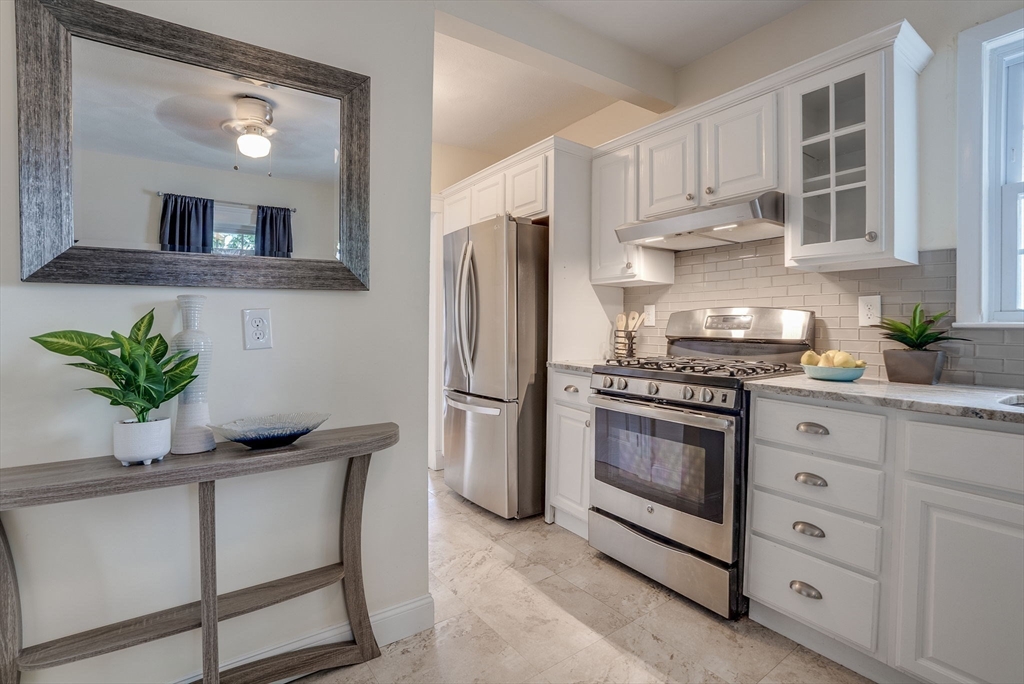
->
[[800, 350, 867, 382]]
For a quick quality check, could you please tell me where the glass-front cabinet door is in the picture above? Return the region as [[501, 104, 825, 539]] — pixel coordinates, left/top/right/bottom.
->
[[786, 52, 884, 262]]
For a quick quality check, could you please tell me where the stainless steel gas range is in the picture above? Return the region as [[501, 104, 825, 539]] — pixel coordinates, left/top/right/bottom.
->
[[586, 307, 814, 619]]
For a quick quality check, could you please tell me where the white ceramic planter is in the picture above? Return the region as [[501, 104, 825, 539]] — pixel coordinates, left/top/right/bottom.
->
[[113, 418, 171, 466]]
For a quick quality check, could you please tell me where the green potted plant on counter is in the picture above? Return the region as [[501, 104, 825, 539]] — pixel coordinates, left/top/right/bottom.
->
[[876, 304, 965, 385], [32, 309, 200, 466]]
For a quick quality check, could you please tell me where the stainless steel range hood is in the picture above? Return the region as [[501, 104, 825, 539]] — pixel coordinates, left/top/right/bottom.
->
[[616, 191, 785, 251]]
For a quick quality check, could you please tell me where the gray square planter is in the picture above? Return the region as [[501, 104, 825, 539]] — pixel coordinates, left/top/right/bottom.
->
[[883, 349, 946, 385]]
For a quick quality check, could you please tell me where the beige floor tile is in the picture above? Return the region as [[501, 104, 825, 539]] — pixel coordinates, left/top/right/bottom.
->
[[759, 645, 874, 684], [537, 620, 727, 684], [430, 571, 470, 624], [367, 611, 537, 684], [297, 662, 378, 684], [470, 573, 631, 672], [427, 468, 447, 494], [559, 553, 673, 620], [429, 515, 516, 590], [637, 598, 795, 683], [502, 519, 596, 573]]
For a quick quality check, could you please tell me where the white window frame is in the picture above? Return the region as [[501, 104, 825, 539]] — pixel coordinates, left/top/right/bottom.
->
[[956, 9, 1024, 328]]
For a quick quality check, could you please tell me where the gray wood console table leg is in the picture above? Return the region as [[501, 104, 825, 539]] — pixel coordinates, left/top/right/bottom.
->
[[0, 519, 21, 684], [199, 481, 219, 684], [341, 454, 380, 661]]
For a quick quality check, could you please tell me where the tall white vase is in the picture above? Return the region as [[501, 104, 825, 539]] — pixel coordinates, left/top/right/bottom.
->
[[171, 295, 216, 454]]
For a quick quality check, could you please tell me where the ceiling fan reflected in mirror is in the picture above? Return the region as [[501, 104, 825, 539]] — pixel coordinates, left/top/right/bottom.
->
[[222, 96, 276, 159]]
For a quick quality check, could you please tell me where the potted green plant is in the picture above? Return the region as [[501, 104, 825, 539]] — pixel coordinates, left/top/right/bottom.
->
[[32, 309, 200, 466], [876, 304, 965, 385]]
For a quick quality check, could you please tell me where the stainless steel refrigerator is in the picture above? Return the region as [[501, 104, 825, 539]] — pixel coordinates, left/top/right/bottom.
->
[[443, 215, 548, 519]]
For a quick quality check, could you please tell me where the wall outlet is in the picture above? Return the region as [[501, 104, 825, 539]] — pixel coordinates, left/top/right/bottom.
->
[[242, 308, 273, 350], [643, 304, 656, 327], [858, 295, 882, 327]]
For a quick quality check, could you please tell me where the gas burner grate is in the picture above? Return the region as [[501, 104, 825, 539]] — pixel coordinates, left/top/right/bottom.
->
[[604, 356, 791, 377]]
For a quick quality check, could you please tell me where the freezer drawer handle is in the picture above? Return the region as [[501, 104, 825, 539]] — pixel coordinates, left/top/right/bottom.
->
[[796, 421, 829, 435], [794, 472, 828, 487], [789, 580, 823, 600], [792, 521, 826, 538], [564, 385, 579, 393], [445, 395, 501, 416]]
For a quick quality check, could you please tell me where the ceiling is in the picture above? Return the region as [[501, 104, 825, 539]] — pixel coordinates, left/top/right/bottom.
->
[[72, 38, 340, 184], [432, 32, 616, 157], [532, 0, 808, 69]]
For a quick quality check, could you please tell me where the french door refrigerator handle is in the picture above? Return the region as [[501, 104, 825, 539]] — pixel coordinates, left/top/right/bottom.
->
[[455, 241, 472, 379], [466, 242, 478, 369], [444, 391, 501, 416]]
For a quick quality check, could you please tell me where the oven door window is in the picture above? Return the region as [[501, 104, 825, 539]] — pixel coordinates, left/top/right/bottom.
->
[[593, 407, 725, 524]]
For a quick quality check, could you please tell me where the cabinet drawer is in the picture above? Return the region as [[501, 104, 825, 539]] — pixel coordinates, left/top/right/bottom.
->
[[747, 536, 879, 651], [753, 397, 885, 463], [904, 420, 1024, 495], [550, 370, 591, 408], [751, 490, 881, 574], [752, 444, 883, 518]]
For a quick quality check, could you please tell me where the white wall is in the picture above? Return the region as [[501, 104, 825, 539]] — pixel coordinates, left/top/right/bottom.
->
[[0, 1, 434, 681], [74, 148, 339, 259], [554, 100, 662, 148]]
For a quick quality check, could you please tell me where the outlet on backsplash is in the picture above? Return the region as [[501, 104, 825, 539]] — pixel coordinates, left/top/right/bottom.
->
[[644, 305, 656, 327], [858, 295, 882, 326]]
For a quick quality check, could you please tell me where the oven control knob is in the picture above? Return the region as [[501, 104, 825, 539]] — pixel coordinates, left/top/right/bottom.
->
[[700, 388, 715, 403], [648, 382, 659, 395], [683, 386, 695, 400], [602, 376, 614, 389], [616, 378, 629, 390]]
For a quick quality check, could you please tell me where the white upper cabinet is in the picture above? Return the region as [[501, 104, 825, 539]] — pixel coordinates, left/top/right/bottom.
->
[[638, 123, 699, 219], [785, 26, 931, 271], [591, 146, 675, 286], [505, 154, 548, 217], [443, 188, 471, 235], [703, 92, 777, 203], [470, 174, 505, 224]]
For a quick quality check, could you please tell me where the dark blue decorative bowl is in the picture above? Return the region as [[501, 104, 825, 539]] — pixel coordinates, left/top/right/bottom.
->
[[208, 413, 331, 450]]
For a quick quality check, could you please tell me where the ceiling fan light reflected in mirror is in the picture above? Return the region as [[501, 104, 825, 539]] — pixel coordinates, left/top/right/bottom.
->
[[237, 126, 271, 158]]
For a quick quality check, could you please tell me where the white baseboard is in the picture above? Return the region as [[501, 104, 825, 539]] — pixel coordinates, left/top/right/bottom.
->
[[749, 601, 922, 684], [552, 507, 588, 540], [173, 593, 435, 684]]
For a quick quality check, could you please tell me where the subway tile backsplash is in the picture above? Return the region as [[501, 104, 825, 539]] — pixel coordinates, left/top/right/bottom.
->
[[622, 238, 1024, 389]]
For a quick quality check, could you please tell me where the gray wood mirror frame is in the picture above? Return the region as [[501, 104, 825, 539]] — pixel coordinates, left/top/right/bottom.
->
[[15, 0, 371, 290]]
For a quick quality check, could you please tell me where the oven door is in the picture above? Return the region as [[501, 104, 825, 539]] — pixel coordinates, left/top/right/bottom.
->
[[588, 394, 737, 563]]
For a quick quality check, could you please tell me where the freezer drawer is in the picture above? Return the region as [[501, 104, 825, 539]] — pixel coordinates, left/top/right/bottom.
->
[[443, 390, 517, 518]]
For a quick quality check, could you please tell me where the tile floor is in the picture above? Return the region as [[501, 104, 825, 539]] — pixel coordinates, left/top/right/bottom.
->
[[300, 469, 873, 684]]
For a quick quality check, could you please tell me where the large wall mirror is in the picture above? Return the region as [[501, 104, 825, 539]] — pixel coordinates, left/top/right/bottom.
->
[[16, 0, 371, 290]]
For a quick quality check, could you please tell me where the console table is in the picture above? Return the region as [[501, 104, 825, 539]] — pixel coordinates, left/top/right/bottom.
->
[[0, 422, 400, 684]]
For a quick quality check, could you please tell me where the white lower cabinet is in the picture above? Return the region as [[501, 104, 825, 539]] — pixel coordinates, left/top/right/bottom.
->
[[895, 482, 1024, 684], [747, 393, 1024, 684], [546, 370, 592, 538]]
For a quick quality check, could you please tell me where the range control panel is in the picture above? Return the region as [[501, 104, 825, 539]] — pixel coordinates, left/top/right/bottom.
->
[[590, 374, 739, 410]]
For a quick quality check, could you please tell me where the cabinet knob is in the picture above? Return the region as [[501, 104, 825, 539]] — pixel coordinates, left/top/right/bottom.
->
[[585, 419, 591, 428], [865, 231, 878, 242], [794, 472, 828, 487], [705, 186, 714, 195], [796, 421, 829, 435], [646, 505, 654, 513], [685, 193, 694, 201], [564, 385, 579, 393], [792, 521, 826, 538], [789, 580, 823, 600], [625, 262, 633, 270]]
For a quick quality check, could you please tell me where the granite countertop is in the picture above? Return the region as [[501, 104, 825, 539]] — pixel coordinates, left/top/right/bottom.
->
[[747, 374, 1024, 424], [548, 360, 605, 374]]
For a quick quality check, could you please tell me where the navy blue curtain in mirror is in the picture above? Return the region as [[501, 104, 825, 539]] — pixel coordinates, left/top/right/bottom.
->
[[159, 193, 214, 253], [255, 205, 293, 258]]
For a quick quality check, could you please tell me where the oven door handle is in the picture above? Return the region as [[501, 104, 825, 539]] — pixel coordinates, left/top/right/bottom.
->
[[587, 394, 733, 431]]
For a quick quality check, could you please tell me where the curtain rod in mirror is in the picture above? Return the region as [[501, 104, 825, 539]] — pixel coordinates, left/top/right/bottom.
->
[[156, 191, 297, 214]]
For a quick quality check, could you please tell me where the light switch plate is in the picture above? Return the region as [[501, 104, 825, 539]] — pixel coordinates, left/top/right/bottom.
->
[[643, 304, 656, 327], [858, 295, 881, 327], [242, 308, 273, 350]]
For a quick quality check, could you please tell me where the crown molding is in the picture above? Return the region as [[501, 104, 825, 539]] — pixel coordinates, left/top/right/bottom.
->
[[440, 136, 592, 197]]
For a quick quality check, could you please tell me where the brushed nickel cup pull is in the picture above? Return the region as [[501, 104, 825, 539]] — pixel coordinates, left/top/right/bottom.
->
[[705, 186, 714, 195], [564, 385, 579, 393], [685, 193, 694, 201], [793, 521, 826, 538], [790, 580, 823, 600], [796, 421, 829, 435], [795, 472, 828, 487]]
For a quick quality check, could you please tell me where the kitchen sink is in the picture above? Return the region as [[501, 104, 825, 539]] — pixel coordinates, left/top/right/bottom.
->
[[998, 394, 1024, 407]]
